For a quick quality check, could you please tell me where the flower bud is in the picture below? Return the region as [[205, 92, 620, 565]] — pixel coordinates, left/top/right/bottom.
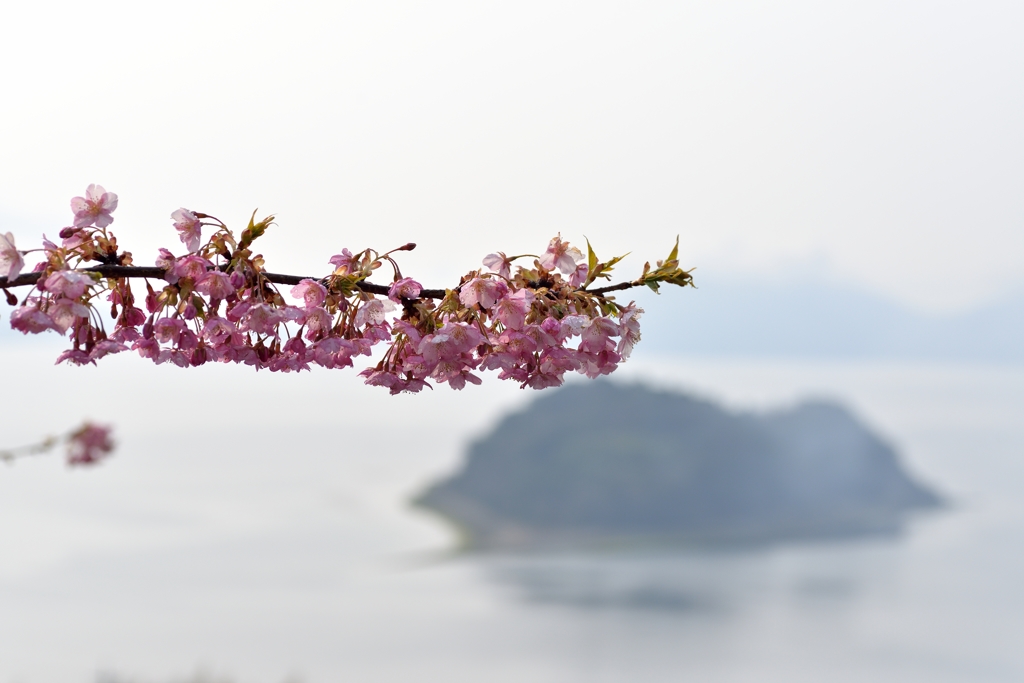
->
[[190, 346, 209, 367]]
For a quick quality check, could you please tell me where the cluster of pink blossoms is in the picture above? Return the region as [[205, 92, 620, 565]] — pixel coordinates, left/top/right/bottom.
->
[[66, 422, 115, 466], [1, 185, 693, 393]]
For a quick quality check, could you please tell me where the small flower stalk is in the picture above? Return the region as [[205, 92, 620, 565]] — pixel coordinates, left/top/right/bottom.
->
[[0, 185, 695, 393]]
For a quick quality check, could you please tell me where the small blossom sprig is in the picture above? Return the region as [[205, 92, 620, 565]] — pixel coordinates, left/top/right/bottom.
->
[[0, 185, 694, 393], [0, 421, 115, 467]]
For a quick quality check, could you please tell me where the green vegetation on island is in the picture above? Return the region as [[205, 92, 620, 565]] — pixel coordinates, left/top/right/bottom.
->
[[416, 382, 942, 549]]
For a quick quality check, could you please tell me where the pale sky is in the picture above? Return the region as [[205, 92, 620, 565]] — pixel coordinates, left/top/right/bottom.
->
[[2, 0, 1022, 312]]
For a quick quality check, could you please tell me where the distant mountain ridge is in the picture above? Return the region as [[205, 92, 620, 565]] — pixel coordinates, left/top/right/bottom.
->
[[633, 277, 1024, 363], [417, 382, 942, 550]]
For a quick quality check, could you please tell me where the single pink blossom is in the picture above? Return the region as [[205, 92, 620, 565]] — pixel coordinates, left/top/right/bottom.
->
[[111, 326, 141, 344], [227, 299, 252, 323], [119, 306, 146, 328], [0, 232, 25, 280], [61, 228, 88, 250], [616, 303, 643, 358], [526, 371, 565, 390], [291, 279, 327, 308], [178, 329, 199, 351], [155, 248, 176, 269], [55, 348, 94, 366], [153, 317, 186, 344], [354, 297, 396, 327], [579, 316, 620, 354], [568, 262, 589, 287], [171, 208, 203, 252], [242, 303, 282, 335], [171, 254, 212, 282], [459, 277, 508, 310], [391, 377, 431, 394], [280, 306, 306, 325], [329, 249, 356, 273], [10, 304, 59, 334], [89, 339, 127, 361], [482, 252, 512, 279], [202, 316, 243, 347], [48, 298, 90, 333], [195, 271, 234, 300], [538, 234, 583, 274], [43, 270, 94, 299], [313, 337, 358, 369], [70, 184, 118, 228], [492, 288, 534, 330], [578, 348, 622, 378], [558, 314, 589, 339], [302, 306, 333, 340], [360, 368, 400, 389], [133, 337, 161, 360], [388, 278, 422, 303]]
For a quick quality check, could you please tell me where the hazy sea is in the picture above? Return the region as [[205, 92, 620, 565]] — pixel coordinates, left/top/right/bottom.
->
[[1, 344, 1022, 683]]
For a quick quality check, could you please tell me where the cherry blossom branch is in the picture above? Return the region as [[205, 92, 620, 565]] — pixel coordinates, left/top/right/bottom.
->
[[0, 185, 694, 393], [0, 422, 115, 467], [0, 264, 651, 300]]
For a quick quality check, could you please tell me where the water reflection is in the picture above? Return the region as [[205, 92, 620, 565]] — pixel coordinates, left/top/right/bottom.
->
[[477, 541, 884, 615]]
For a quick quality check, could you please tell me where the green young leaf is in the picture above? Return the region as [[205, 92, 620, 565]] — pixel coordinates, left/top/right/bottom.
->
[[667, 235, 679, 264], [603, 253, 627, 271], [238, 210, 275, 251]]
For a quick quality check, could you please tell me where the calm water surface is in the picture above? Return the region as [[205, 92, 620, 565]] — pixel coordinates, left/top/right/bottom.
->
[[0, 349, 1021, 682]]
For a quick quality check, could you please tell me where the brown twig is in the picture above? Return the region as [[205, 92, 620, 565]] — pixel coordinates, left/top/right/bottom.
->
[[0, 265, 645, 300]]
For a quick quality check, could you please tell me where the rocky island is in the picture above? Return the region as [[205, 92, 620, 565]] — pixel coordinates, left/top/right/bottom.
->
[[416, 382, 942, 549]]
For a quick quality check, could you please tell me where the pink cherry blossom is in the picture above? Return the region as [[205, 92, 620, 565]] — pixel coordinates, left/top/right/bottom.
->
[[43, 270, 93, 299], [66, 423, 114, 466], [171, 208, 203, 252], [579, 316, 619, 354], [60, 227, 88, 250], [291, 279, 327, 308], [195, 271, 234, 300], [388, 278, 422, 303], [10, 304, 59, 334], [47, 298, 90, 333], [482, 252, 512, 279], [242, 303, 283, 336], [568, 262, 589, 287], [538, 234, 583, 274], [153, 317, 186, 344], [70, 184, 118, 228], [132, 337, 161, 360], [55, 348, 94, 366], [1, 197, 674, 395], [302, 306, 333, 340], [329, 249, 356, 273], [617, 304, 643, 358], [171, 255, 212, 282], [459, 277, 508, 310], [492, 288, 534, 330], [89, 340, 127, 361], [202, 316, 243, 347], [354, 297, 396, 327], [0, 232, 24, 281]]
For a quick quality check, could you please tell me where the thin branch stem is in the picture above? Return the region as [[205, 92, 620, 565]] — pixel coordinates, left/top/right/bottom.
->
[[0, 265, 646, 300]]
